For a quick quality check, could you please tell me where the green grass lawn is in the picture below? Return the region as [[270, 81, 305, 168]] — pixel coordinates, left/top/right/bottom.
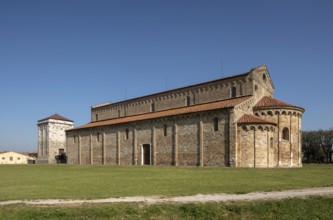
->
[[1, 197, 333, 220], [0, 164, 333, 201]]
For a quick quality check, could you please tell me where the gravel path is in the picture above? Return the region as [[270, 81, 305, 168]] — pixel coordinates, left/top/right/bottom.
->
[[1, 187, 333, 206]]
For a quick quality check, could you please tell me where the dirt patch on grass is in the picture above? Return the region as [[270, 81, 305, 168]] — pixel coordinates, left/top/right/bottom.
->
[[1, 187, 333, 206]]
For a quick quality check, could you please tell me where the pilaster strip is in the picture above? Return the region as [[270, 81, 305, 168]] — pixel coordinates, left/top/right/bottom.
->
[[103, 132, 106, 165], [90, 134, 93, 165], [78, 135, 81, 165], [133, 128, 137, 165], [117, 130, 120, 165], [199, 117, 204, 166], [173, 123, 178, 166], [152, 126, 156, 166]]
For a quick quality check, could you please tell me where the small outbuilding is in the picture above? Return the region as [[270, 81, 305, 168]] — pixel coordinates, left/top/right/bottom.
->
[[0, 151, 35, 165]]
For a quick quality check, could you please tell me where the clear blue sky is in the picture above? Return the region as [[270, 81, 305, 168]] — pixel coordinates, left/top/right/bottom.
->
[[1, 0, 332, 152]]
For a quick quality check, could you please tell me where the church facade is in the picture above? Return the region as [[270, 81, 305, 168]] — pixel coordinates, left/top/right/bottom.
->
[[65, 65, 304, 167]]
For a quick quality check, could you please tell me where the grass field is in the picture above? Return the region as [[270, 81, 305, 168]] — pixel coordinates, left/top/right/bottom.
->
[[1, 196, 333, 220], [1, 164, 333, 219], [0, 164, 333, 201]]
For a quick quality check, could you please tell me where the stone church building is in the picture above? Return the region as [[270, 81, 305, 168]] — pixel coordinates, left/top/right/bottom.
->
[[63, 65, 304, 167]]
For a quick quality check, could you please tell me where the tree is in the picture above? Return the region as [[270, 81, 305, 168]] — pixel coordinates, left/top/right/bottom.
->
[[302, 129, 333, 163]]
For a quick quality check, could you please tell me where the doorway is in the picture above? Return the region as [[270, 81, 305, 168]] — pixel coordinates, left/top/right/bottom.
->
[[142, 144, 151, 165]]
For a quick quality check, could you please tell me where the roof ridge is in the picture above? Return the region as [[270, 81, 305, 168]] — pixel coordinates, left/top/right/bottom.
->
[[92, 69, 254, 109], [68, 96, 252, 131]]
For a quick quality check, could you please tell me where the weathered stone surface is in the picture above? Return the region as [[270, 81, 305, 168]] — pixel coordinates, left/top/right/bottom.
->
[[37, 116, 73, 164]]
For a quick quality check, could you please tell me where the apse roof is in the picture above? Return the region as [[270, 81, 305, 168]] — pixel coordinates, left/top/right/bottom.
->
[[254, 96, 304, 111], [237, 114, 276, 125]]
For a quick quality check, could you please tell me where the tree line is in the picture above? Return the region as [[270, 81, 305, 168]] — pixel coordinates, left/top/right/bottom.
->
[[302, 129, 333, 163]]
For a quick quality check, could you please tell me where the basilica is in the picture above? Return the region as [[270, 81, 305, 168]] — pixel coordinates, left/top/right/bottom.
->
[[39, 65, 304, 167]]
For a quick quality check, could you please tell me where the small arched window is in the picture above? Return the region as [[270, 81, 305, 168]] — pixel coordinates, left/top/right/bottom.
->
[[97, 132, 100, 142], [163, 124, 168, 136], [186, 96, 191, 106], [151, 103, 155, 112], [125, 129, 129, 140], [282, 128, 289, 141], [231, 86, 237, 98], [213, 117, 219, 132], [263, 74, 267, 81]]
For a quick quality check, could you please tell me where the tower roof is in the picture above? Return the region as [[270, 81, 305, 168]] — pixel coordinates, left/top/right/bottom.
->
[[38, 114, 73, 122]]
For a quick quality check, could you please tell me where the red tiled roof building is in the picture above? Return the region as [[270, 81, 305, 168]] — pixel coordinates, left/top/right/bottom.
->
[[65, 65, 304, 167]]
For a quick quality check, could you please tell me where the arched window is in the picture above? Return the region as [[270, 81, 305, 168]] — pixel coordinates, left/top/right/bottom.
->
[[213, 117, 219, 132], [151, 103, 155, 112], [231, 86, 237, 98], [282, 128, 289, 141], [125, 129, 129, 140], [95, 114, 98, 121], [186, 96, 191, 106], [163, 124, 168, 136], [263, 74, 267, 81]]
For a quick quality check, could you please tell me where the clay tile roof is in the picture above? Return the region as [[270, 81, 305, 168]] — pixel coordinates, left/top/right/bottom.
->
[[237, 114, 276, 125], [68, 96, 252, 131], [254, 96, 303, 111], [38, 114, 73, 122]]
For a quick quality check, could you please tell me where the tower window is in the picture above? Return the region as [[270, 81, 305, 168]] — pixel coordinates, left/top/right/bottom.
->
[[151, 103, 155, 112], [213, 117, 219, 132], [263, 74, 267, 81], [282, 128, 289, 141], [97, 132, 100, 142], [231, 86, 237, 98], [95, 114, 98, 121], [118, 109, 121, 117]]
